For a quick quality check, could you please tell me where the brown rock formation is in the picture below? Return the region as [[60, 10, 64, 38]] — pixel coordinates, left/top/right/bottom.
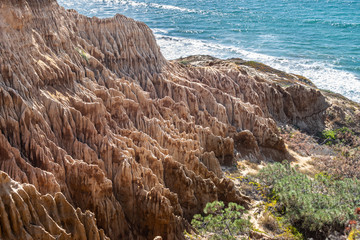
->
[[0, 171, 109, 240], [0, 0, 328, 239]]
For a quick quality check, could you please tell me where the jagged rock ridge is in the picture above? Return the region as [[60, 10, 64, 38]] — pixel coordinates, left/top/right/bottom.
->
[[0, 171, 109, 240], [0, 0, 328, 239]]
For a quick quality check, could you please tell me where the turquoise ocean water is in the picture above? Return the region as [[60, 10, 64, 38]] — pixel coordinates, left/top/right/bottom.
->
[[58, 0, 360, 102]]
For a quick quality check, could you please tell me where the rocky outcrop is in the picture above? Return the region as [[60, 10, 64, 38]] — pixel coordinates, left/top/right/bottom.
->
[[173, 56, 329, 134], [0, 171, 109, 240], [0, 0, 328, 239]]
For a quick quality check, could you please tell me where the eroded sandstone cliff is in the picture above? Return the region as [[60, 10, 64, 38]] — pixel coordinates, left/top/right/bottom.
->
[[0, 171, 109, 240], [0, 0, 329, 239]]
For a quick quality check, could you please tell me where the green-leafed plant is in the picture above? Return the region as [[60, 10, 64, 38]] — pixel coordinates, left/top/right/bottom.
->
[[75, 47, 89, 62], [191, 201, 251, 240], [258, 162, 360, 238], [322, 129, 336, 142], [320, 127, 354, 145]]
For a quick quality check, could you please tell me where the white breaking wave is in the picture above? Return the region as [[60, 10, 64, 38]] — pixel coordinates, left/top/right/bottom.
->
[[155, 33, 360, 103], [88, 0, 147, 7], [152, 28, 169, 34], [121, 0, 147, 7], [149, 3, 199, 13], [101, 0, 201, 13]]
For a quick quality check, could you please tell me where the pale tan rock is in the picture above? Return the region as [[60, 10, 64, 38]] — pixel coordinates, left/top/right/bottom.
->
[[0, 171, 109, 240]]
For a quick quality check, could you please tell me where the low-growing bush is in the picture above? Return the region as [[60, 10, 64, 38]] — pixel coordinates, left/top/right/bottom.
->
[[322, 129, 336, 142], [258, 162, 360, 238], [191, 201, 251, 240], [320, 127, 355, 145]]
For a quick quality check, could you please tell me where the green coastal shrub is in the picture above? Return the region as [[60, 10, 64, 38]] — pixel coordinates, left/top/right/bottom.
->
[[320, 127, 354, 145], [322, 129, 336, 142], [191, 201, 251, 240], [258, 162, 360, 237]]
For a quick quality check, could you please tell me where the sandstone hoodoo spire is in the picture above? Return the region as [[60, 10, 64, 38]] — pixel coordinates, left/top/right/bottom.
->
[[0, 0, 329, 239]]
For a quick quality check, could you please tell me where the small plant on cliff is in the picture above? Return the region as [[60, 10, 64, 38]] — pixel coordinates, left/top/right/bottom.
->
[[191, 201, 251, 240], [320, 127, 354, 145], [322, 129, 336, 143], [75, 47, 89, 62]]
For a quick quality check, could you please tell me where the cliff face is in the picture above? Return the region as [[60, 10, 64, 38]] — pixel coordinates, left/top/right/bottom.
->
[[0, 0, 328, 239], [0, 171, 109, 240]]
